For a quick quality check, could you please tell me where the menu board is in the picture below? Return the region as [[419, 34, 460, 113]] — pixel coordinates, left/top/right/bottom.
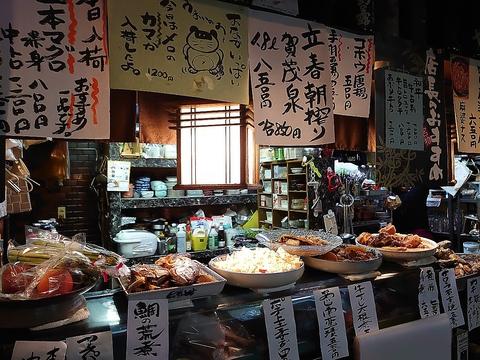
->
[[327, 27, 374, 118], [108, 0, 248, 104], [249, 10, 335, 146], [0, 0, 109, 139], [384, 69, 424, 151], [452, 56, 480, 153]]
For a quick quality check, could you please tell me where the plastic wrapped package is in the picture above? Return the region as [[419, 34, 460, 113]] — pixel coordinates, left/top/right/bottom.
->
[[1, 249, 99, 300], [18, 227, 127, 278]]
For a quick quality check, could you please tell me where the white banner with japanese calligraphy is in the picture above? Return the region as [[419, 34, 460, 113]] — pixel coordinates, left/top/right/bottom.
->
[[452, 56, 480, 153], [384, 69, 424, 151], [126, 299, 169, 360], [313, 287, 349, 360], [12, 341, 67, 360], [326, 27, 373, 118], [418, 267, 440, 319], [66, 331, 114, 360], [0, 0, 109, 139], [467, 277, 480, 331], [439, 268, 465, 328], [108, 0, 249, 104], [347, 281, 379, 336], [249, 10, 335, 146]]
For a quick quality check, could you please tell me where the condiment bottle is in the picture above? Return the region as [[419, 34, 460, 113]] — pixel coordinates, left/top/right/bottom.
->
[[186, 224, 192, 251], [217, 225, 226, 248], [153, 224, 168, 255], [177, 224, 187, 253], [208, 226, 218, 250]]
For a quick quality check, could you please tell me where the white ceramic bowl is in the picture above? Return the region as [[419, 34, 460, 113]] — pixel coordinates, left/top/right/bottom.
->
[[140, 190, 155, 198], [209, 255, 304, 289], [304, 245, 383, 274]]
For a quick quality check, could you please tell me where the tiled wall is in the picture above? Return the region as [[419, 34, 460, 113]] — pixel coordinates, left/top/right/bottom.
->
[[17, 141, 103, 245]]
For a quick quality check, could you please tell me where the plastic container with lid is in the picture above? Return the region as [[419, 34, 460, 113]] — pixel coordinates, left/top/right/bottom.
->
[[463, 241, 479, 254], [192, 228, 208, 251], [113, 230, 158, 258]]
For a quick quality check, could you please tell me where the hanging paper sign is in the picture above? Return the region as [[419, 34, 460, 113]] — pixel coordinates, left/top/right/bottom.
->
[[439, 269, 465, 328], [66, 331, 114, 360], [452, 56, 480, 153], [423, 49, 448, 186], [107, 160, 131, 192], [126, 299, 169, 360], [347, 281, 379, 336], [108, 0, 248, 104], [249, 10, 335, 146], [418, 267, 440, 319], [251, 0, 299, 16], [263, 296, 300, 360], [384, 69, 424, 151], [313, 287, 349, 360], [326, 27, 374, 117], [12, 341, 67, 360], [0, 0, 109, 139], [467, 277, 480, 331]]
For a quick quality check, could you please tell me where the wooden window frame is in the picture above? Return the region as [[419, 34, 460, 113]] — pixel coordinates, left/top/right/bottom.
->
[[174, 104, 256, 190]]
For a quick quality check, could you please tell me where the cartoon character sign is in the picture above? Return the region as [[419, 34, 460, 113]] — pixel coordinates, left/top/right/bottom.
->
[[183, 26, 224, 79]]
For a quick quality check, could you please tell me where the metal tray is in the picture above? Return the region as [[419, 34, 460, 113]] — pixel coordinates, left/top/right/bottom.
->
[[120, 261, 226, 302]]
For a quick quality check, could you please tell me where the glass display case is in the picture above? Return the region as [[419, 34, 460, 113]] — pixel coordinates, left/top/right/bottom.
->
[[2, 262, 477, 359]]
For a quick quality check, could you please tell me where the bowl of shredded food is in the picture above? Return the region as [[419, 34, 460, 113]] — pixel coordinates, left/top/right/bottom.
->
[[209, 247, 304, 289]]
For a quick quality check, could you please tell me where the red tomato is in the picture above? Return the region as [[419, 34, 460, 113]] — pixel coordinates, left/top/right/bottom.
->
[[36, 268, 74, 296], [1, 263, 33, 294]]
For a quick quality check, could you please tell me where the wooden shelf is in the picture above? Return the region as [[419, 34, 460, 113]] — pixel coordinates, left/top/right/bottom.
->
[[290, 209, 308, 213], [288, 173, 306, 176], [272, 178, 287, 180], [273, 208, 289, 212], [258, 192, 272, 195], [258, 206, 272, 210], [289, 190, 307, 193]]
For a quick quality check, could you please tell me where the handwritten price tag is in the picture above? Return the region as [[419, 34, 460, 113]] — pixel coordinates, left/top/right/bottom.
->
[[467, 276, 480, 331], [12, 341, 67, 360], [314, 287, 349, 360], [263, 296, 300, 360], [348, 281, 379, 336], [439, 268, 465, 328], [418, 267, 440, 318], [66, 331, 113, 360], [126, 299, 169, 360]]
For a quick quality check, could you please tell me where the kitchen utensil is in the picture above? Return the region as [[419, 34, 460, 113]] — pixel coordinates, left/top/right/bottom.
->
[[113, 230, 158, 258]]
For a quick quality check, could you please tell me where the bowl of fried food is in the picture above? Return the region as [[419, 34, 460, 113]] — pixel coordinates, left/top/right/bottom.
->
[[304, 244, 382, 274], [256, 229, 342, 257], [356, 224, 438, 261]]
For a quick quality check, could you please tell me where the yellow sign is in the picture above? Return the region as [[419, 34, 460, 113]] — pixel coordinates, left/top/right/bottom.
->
[[108, 0, 249, 104]]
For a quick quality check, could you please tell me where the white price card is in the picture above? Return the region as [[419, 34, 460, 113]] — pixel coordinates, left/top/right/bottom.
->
[[263, 296, 300, 360], [347, 281, 379, 336], [314, 287, 349, 360], [467, 277, 480, 331], [439, 268, 465, 328], [457, 329, 469, 360], [12, 341, 67, 360], [66, 331, 114, 360], [126, 299, 169, 360], [418, 267, 440, 318]]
